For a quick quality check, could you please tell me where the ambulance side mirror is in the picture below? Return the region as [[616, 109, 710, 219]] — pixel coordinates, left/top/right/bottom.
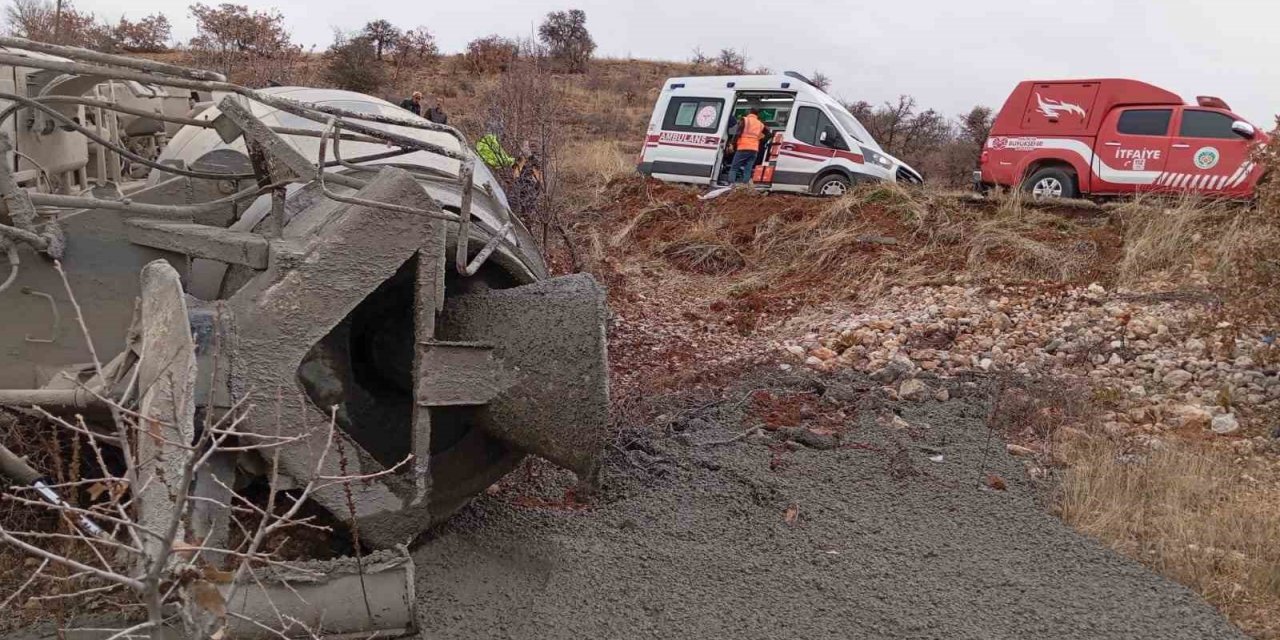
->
[[820, 127, 839, 147], [1231, 121, 1256, 139]]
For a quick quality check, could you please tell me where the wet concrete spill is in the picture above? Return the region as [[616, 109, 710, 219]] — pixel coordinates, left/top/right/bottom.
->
[[412, 371, 1245, 639]]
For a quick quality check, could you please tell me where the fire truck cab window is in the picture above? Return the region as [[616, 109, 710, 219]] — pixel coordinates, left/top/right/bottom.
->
[[1178, 110, 1238, 139], [1116, 109, 1173, 136]]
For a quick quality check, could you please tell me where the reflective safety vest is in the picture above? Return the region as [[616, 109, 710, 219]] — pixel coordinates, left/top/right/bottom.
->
[[476, 134, 514, 168], [737, 115, 765, 151]]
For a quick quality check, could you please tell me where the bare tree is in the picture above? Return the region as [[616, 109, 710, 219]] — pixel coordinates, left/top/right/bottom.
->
[[809, 71, 831, 92], [392, 25, 438, 67], [956, 105, 994, 155], [845, 96, 997, 184], [715, 48, 747, 74], [463, 34, 519, 74], [537, 9, 596, 73], [690, 47, 713, 72], [187, 3, 299, 86], [361, 18, 400, 61], [482, 40, 566, 250], [3, 0, 112, 48], [324, 30, 384, 94], [113, 13, 172, 52]]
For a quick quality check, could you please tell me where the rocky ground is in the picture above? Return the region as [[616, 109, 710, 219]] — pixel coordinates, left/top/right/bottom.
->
[[775, 281, 1280, 456]]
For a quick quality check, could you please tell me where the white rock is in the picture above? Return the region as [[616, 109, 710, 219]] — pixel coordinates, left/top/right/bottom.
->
[[1211, 414, 1240, 435], [1171, 405, 1213, 430], [785, 345, 806, 357], [1164, 369, 1195, 390], [899, 378, 927, 401], [1006, 444, 1037, 457]]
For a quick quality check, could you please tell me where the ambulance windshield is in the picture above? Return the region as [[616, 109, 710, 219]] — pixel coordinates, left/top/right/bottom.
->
[[830, 106, 879, 151]]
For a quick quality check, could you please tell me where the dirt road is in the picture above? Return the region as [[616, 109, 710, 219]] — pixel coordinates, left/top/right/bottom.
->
[[413, 370, 1245, 639]]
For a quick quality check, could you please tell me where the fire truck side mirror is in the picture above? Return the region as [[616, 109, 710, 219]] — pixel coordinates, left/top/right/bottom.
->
[[1231, 121, 1256, 140]]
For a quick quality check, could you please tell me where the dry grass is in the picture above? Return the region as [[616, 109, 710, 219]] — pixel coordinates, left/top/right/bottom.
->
[[557, 140, 632, 195], [1058, 435, 1280, 638], [1114, 195, 1247, 285], [601, 181, 1116, 303], [1108, 194, 1280, 328]]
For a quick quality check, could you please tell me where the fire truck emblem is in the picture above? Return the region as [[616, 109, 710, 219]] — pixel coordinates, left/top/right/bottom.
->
[[1194, 147, 1220, 170], [1035, 93, 1087, 119]]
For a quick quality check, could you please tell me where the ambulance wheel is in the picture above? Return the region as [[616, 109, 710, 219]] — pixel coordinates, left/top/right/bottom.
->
[[1022, 168, 1077, 200], [813, 173, 851, 197]]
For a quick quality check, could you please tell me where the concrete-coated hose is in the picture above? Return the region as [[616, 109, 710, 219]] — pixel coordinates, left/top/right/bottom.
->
[[0, 241, 18, 296]]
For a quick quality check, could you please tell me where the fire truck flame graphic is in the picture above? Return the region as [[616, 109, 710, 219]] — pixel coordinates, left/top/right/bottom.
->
[[1036, 93, 1087, 119]]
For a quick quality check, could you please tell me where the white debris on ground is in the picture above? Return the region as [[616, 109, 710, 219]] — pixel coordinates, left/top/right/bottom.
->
[[777, 282, 1280, 453]]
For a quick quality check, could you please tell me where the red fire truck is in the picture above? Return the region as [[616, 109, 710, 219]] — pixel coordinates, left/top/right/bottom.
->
[[976, 79, 1267, 199]]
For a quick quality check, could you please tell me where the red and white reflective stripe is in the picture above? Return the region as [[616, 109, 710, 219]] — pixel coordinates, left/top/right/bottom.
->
[[1153, 162, 1254, 191], [776, 141, 865, 164], [779, 150, 826, 162]]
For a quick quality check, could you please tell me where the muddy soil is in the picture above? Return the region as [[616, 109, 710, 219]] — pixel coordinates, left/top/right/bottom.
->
[[412, 370, 1245, 639]]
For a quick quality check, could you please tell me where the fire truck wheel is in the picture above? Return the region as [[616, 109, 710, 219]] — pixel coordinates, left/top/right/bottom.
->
[[1022, 168, 1077, 200], [813, 173, 851, 197]]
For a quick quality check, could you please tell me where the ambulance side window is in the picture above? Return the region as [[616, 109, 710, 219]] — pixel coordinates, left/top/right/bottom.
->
[[1178, 110, 1237, 139], [1116, 109, 1172, 136], [794, 106, 848, 150], [662, 97, 724, 134]]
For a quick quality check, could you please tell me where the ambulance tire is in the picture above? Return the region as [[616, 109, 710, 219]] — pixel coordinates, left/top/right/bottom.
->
[[813, 173, 851, 197], [1021, 168, 1077, 200]]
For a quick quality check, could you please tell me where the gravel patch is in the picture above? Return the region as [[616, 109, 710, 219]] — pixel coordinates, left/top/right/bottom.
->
[[412, 372, 1244, 639]]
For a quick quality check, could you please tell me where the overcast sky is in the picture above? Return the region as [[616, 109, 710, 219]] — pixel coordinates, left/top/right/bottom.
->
[[76, 0, 1280, 125]]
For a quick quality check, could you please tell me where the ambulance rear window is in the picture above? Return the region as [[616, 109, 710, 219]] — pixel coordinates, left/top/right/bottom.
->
[[1116, 109, 1172, 136], [663, 97, 724, 134]]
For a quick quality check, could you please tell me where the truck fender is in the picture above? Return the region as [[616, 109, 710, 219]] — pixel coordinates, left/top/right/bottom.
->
[[1018, 152, 1090, 193]]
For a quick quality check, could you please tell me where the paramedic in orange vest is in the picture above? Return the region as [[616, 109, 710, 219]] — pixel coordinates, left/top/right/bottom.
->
[[728, 108, 766, 184]]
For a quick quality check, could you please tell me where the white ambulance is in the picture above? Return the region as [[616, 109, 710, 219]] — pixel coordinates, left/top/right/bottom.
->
[[637, 72, 923, 195]]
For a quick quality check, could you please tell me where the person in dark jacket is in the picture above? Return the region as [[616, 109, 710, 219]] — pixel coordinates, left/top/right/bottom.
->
[[399, 91, 423, 116], [511, 140, 544, 216], [424, 98, 448, 125]]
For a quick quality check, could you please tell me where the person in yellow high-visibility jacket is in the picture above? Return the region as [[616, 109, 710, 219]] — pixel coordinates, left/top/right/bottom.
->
[[476, 134, 514, 169]]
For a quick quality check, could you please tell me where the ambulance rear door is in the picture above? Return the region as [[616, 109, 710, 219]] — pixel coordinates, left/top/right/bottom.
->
[[643, 94, 727, 185]]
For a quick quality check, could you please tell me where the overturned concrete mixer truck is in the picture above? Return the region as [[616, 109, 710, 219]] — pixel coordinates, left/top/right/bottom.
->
[[0, 37, 608, 637]]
